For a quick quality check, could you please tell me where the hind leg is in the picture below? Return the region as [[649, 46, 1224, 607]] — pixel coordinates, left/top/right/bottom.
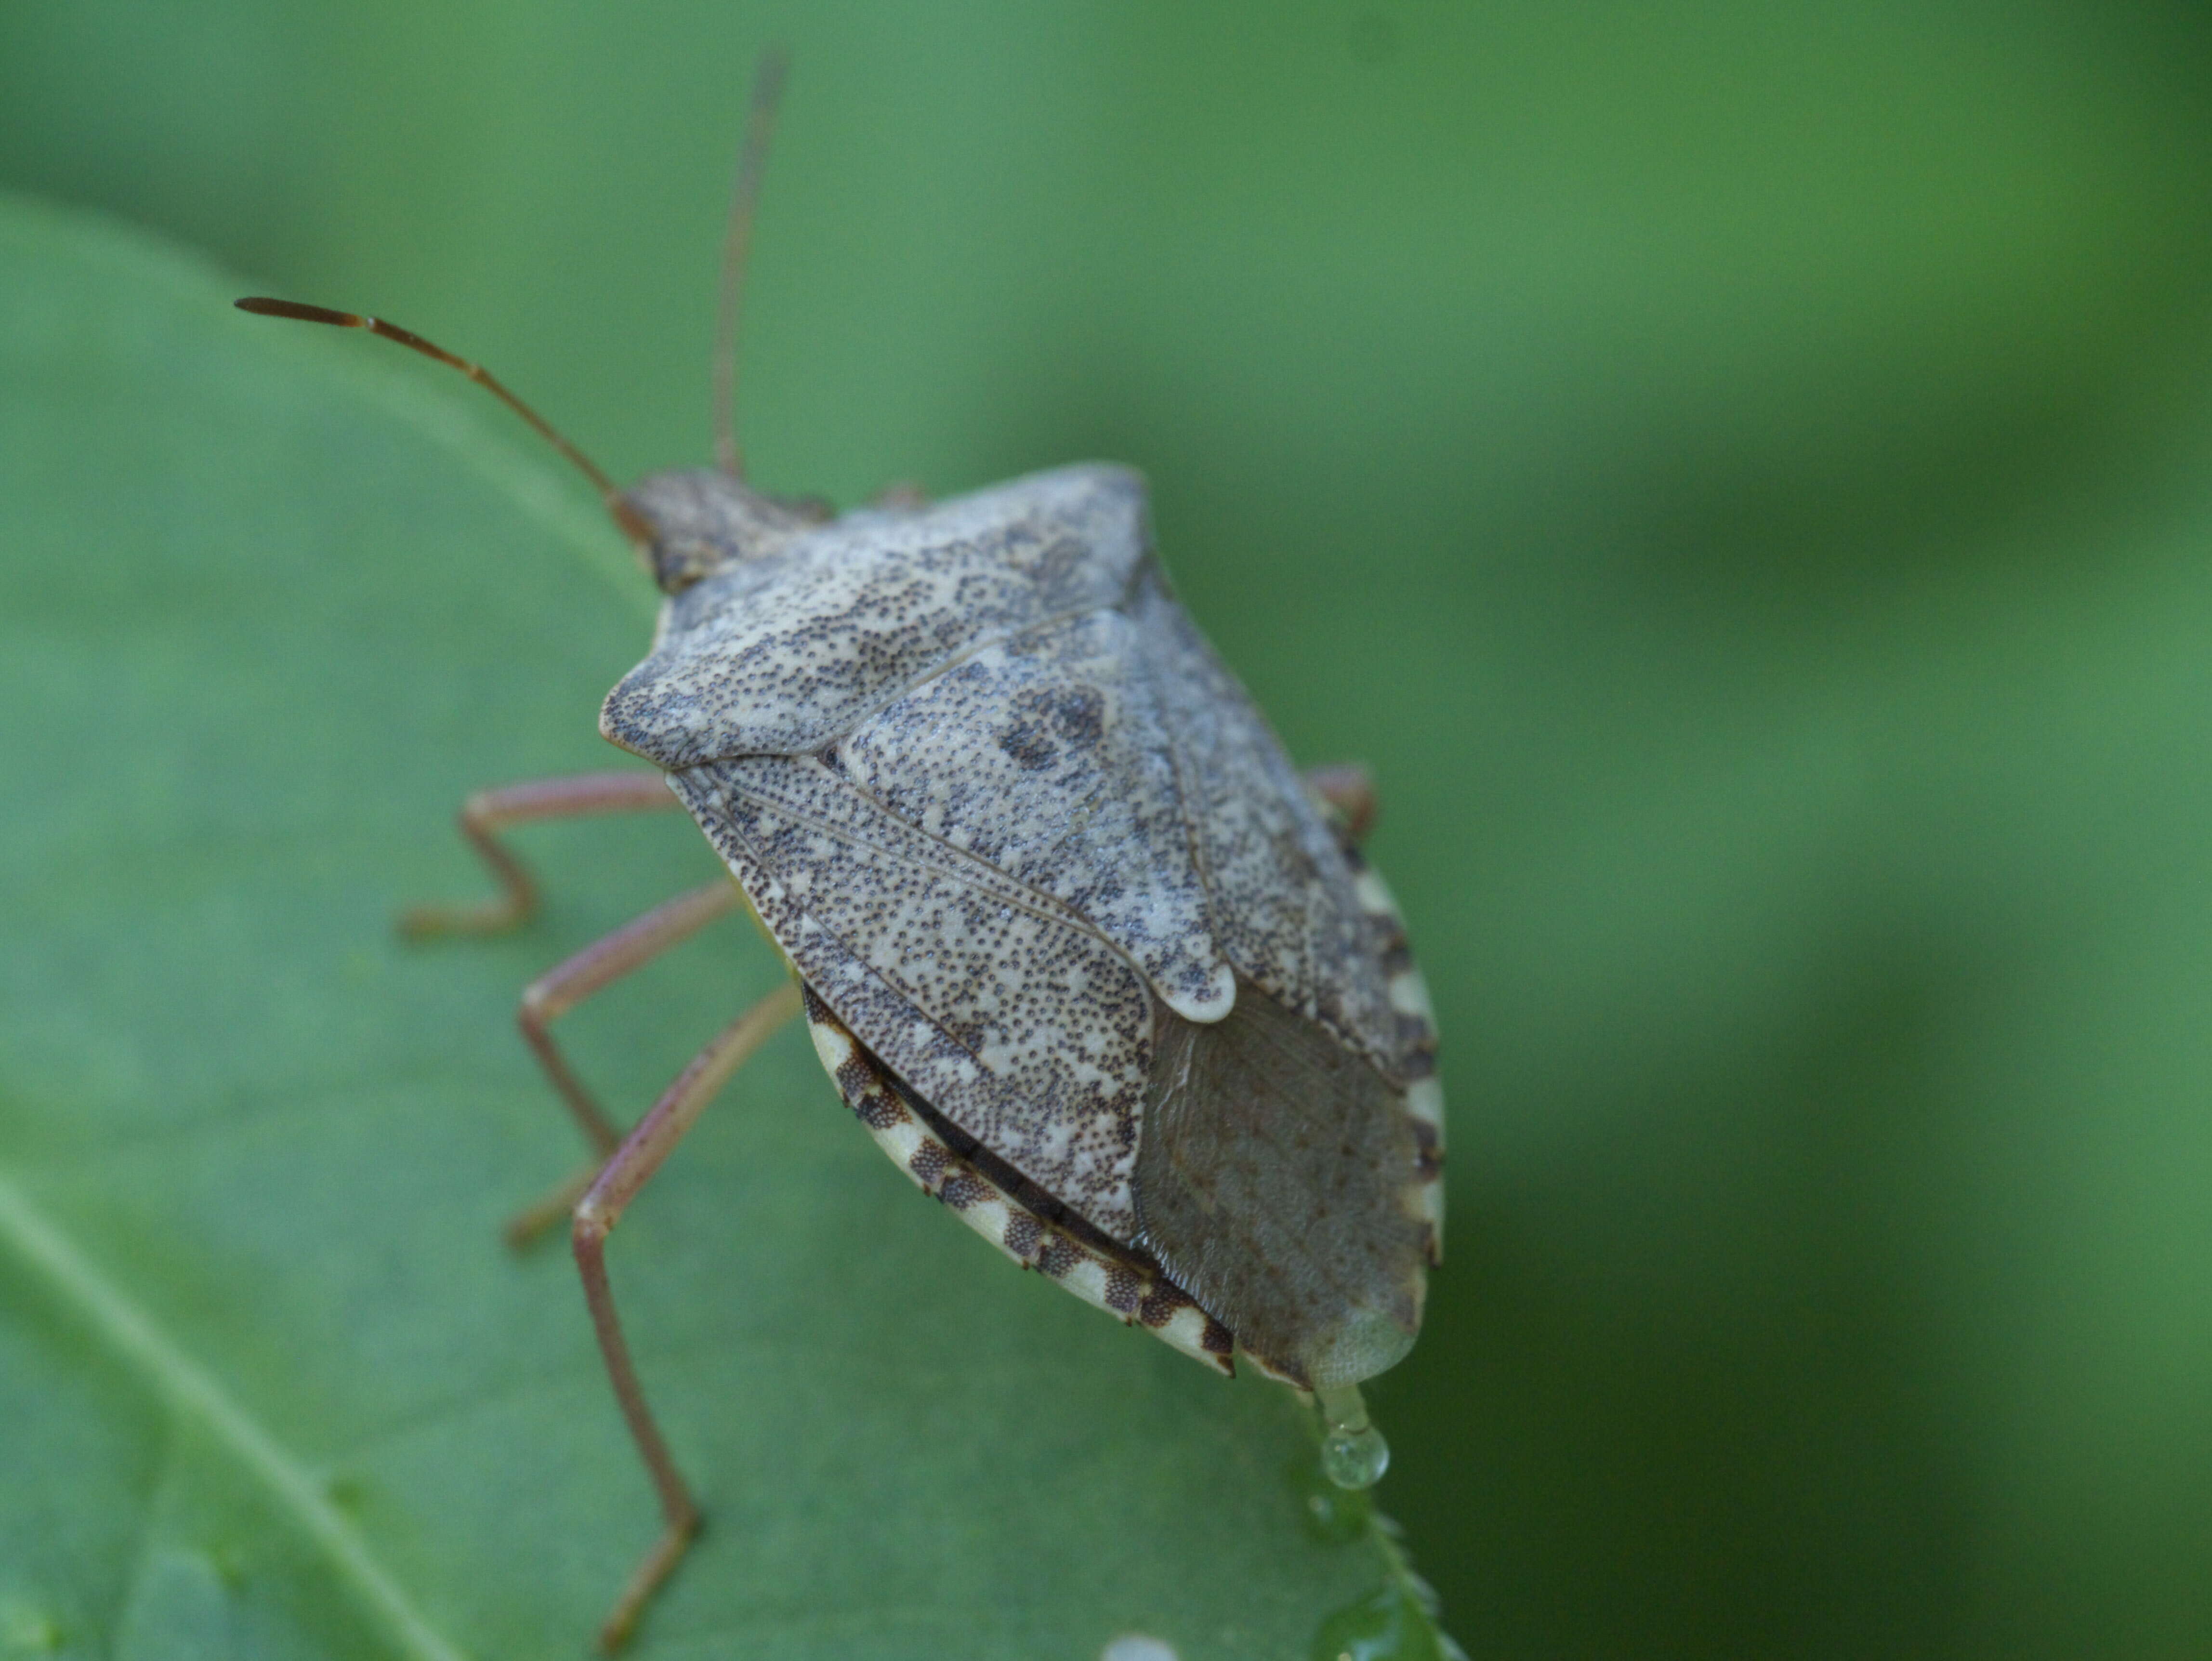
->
[[570, 981, 804, 1651]]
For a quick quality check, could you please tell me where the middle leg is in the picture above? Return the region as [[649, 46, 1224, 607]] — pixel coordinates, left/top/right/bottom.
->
[[503, 881, 745, 1246]]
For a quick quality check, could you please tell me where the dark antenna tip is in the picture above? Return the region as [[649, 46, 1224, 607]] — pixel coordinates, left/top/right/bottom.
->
[[714, 47, 792, 479], [234, 294, 654, 549], [237, 296, 348, 324]]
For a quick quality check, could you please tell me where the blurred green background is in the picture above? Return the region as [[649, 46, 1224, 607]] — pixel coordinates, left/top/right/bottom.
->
[[7, 0, 2212, 1654]]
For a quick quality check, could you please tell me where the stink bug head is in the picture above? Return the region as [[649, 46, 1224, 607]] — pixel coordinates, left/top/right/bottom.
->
[[621, 467, 832, 595]]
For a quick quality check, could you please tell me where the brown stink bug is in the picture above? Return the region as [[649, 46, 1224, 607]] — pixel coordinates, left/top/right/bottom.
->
[[238, 55, 1443, 1653]]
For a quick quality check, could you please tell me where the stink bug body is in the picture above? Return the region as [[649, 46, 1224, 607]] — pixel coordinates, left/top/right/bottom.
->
[[239, 57, 1443, 1652]]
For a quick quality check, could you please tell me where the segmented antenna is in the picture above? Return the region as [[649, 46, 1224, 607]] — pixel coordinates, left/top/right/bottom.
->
[[232, 296, 654, 548], [714, 48, 791, 479]]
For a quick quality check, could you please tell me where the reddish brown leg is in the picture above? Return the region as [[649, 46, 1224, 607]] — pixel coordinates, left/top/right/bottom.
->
[[400, 771, 684, 938], [502, 882, 745, 1247], [571, 980, 804, 1652], [1306, 763, 1378, 844]]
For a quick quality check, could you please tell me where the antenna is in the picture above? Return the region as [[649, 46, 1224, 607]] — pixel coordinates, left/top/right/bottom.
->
[[233, 296, 654, 548], [713, 48, 790, 479]]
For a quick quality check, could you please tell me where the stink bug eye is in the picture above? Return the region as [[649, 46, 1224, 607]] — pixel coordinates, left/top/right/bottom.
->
[[239, 52, 1443, 1655]]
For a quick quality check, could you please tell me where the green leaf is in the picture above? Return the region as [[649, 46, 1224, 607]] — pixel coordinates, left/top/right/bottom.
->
[[0, 195, 1450, 1661]]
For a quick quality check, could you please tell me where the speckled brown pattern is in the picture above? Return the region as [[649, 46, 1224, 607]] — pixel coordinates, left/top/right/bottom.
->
[[606, 468, 1150, 763], [675, 752, 1157, 1237], [610, 462, 1441, 1385], [802, 986, 1235, 1374]]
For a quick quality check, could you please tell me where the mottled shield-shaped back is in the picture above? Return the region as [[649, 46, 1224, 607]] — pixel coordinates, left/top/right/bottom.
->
[[604, 464, 1444, 1388]]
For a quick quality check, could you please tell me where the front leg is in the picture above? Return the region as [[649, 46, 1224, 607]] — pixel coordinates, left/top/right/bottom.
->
[[400, 770, 685, 937]]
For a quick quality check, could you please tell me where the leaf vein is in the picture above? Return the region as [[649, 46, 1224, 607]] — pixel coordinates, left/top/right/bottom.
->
[[0, 1166, 470, 1661]]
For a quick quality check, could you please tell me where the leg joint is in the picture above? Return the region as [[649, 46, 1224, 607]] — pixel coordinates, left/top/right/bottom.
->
[[572, 1200, 613, 1249]]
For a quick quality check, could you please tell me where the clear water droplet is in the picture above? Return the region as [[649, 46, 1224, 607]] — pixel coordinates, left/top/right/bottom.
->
[[1309, 1582, 1447, 1661], [1314, 1383, 1391, 1490], [1100, 1635, 1179, 1661], [1322, 1422, 1390, 1489]]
